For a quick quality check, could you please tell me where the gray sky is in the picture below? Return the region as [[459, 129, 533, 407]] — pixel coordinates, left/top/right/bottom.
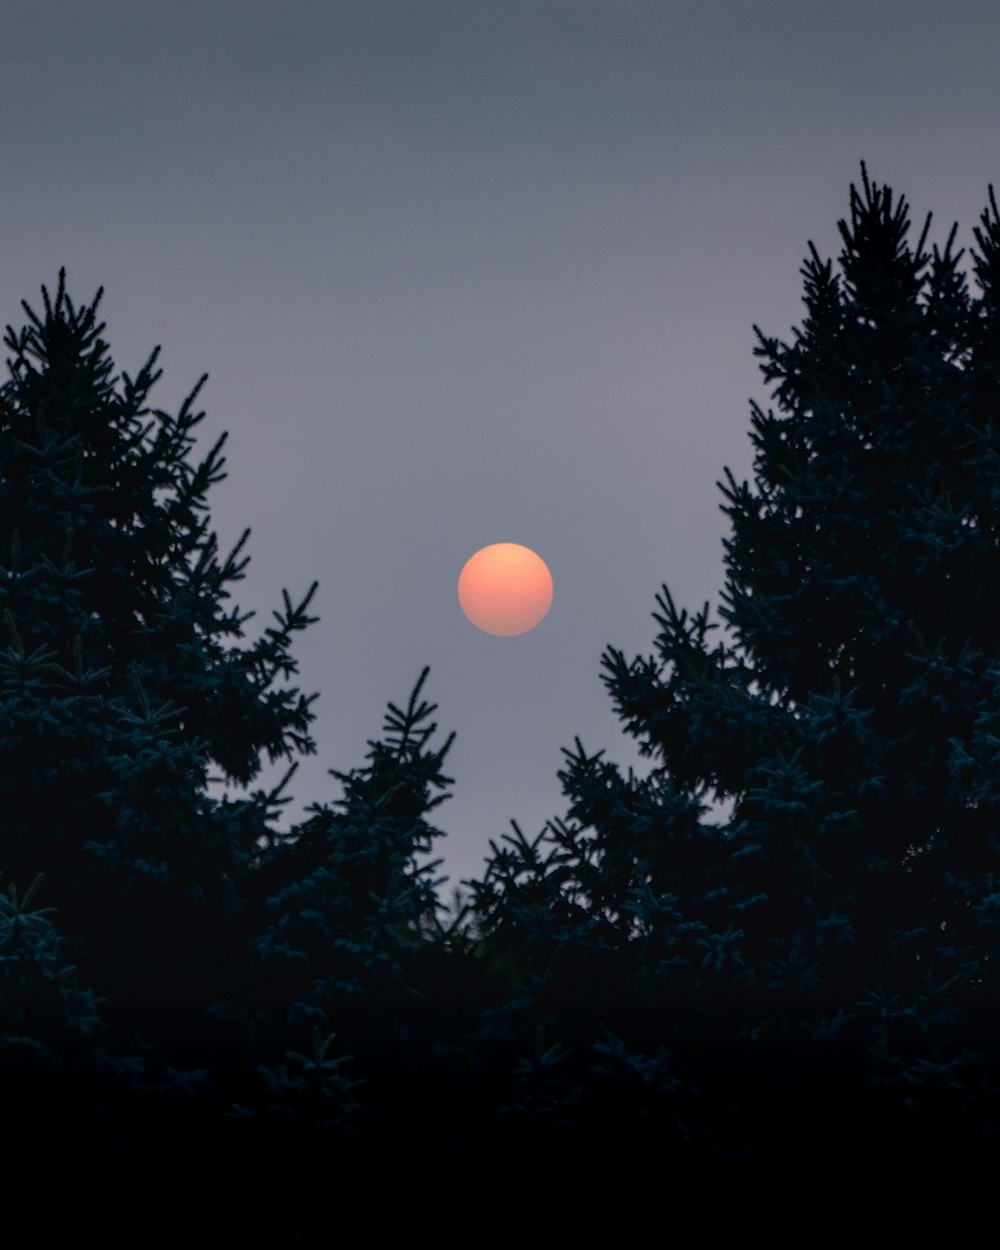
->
[[4, 0, 999, 894]]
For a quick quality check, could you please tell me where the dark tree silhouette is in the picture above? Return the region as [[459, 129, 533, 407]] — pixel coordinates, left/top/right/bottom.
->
[[0, 271, 320, 1069], [0, 273, 476, 1206], [246, 669, 457, 1111], [467, 164, 1000, 1159]]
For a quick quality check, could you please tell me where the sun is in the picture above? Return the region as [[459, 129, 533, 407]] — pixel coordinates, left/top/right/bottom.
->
[[458, 543, 553, 636]]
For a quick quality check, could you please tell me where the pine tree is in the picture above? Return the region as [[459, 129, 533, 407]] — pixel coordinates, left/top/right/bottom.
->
[[248, 666, 474, 1135], [0, 271, 320, 1068], [468, 165, 1000, 1158]]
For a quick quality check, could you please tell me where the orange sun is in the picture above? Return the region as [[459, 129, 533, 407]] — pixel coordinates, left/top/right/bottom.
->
[[458, 543, 553, 636]]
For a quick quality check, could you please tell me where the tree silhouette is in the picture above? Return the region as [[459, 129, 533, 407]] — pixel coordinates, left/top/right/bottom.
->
[[249, 669, 454, 1069], [0, 273, 488, 1198], [0, 271, 320, 1068], [468, 164, 1000, 1159]]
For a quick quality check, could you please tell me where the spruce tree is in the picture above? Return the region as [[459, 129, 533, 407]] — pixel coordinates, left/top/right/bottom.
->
[[0, 271, 320, 1069], [0, 272, 479, 1197], [247, 666, 471, 1134], [468, 165, 1000, 1158]]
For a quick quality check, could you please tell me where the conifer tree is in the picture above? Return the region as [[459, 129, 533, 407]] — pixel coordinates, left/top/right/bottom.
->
[[247, 667, 469, 1132], [469, 165, 1000, 1157], [0, 272, 480, 1189], [0, 271, 320, 1064]]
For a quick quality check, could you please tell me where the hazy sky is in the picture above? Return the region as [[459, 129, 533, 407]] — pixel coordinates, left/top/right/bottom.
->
[[4, 1, 999, 894]]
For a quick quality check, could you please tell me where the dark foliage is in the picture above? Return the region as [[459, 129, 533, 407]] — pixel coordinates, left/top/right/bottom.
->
[[0, 271, 320, 1072], [467, 164, 1000, 1159]]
